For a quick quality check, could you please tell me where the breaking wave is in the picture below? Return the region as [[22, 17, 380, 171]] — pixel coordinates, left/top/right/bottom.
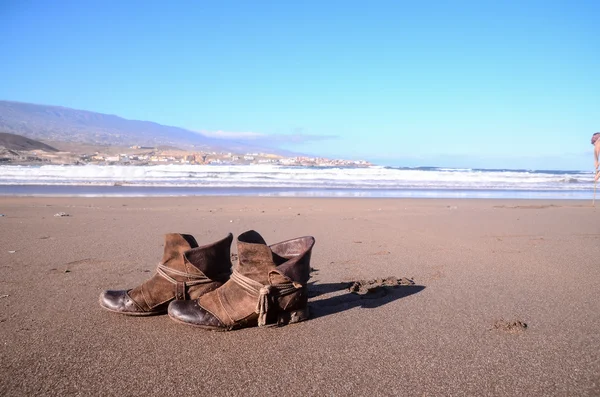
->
[[0, 164, 594, 192]]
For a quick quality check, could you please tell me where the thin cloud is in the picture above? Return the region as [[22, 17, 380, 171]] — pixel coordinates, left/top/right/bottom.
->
[[268, 133, 338, 144], [196, 130, 337, 143], [198, 130, 266, 139]]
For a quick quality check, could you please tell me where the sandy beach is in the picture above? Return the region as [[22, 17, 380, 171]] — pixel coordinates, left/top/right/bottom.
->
[[1, 196, 599, 396]]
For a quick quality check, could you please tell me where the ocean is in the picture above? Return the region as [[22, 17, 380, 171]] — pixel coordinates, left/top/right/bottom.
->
[[0, 164, 595, 199]]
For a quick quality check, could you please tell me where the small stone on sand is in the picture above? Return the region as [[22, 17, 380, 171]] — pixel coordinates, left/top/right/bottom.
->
[[493, 319, 528, 333]]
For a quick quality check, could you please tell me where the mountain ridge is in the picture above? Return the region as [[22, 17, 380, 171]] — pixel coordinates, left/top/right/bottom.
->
[[0, 100, 296, 156], [0, 131, 59, 152]]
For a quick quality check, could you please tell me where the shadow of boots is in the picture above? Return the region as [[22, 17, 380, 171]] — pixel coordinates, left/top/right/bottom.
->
[[308, 281, 425, 319]]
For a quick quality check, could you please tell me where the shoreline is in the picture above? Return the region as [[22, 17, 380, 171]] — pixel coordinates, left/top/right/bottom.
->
[[0, 184, 594, 200], [0, 195, 595, 207]]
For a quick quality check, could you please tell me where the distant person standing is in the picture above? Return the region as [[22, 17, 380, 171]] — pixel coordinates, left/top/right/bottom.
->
[[593, 133, 600, 181]]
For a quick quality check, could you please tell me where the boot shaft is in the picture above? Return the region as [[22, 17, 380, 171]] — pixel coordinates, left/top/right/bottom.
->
[[236, 230, 277, 285], [270, 236, 315, 285], [184, 233, 233, 282], [161, 233, 199, 266], [236, 230, 315, 285]]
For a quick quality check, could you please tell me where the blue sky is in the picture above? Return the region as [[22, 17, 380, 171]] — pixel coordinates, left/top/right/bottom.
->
[[1, 0, 598, 169]]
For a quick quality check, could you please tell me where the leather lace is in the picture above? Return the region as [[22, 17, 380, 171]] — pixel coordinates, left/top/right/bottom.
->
[[230, 269, 299, 326], [156, 263, 217, 287]]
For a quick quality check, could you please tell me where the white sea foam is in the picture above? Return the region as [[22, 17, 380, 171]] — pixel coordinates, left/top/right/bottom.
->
[[0, 164, 594, 192]]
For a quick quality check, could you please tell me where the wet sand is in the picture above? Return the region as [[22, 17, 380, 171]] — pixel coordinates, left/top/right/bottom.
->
[[1, 197, 599, 396]]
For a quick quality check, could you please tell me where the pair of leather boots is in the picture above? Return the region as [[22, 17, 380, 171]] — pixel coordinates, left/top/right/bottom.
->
[[99, 230, 315, 331]]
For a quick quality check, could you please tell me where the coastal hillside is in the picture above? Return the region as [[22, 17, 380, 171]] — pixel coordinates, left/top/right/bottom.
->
[[0, 132, 59, 152], [0, 100, 284, 154]]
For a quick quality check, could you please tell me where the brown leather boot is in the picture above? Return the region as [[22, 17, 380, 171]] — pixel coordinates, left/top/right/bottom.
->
[[99, 233, 233, 316], [168, 230, 315, 330]]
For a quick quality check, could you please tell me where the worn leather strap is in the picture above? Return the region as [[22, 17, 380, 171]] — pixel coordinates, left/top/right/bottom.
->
[[230, 270, 299, 326], [155, 262, 219, 301], [175, 281, 187, 300]]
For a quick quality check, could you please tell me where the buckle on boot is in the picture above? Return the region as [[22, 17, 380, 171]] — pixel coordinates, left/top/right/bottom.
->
[[175, 281, 187, 300]]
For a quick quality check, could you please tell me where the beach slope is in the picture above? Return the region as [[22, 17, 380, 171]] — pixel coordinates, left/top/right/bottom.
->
[[0, 197, 599, 395]]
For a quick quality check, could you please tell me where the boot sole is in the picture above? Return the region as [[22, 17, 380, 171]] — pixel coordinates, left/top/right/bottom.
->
[[98, 299, 167, 316], [275, 307, 310, 326], [167, 307, 310, 331]]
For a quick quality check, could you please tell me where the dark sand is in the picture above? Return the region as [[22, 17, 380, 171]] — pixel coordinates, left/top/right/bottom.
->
[[1, 197, 599, 396]]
